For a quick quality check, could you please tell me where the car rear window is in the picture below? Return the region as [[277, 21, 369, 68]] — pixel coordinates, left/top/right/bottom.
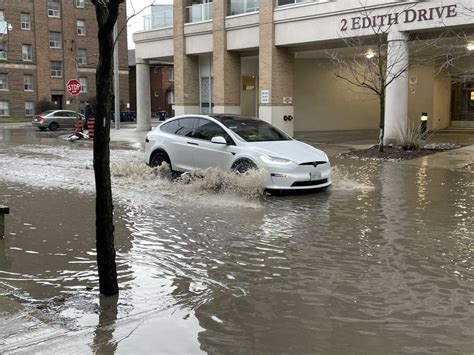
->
[[160, 118, 195, 137]]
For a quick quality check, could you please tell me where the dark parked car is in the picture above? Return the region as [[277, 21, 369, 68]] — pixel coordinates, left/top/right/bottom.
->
[[32, 110, 84, 131]]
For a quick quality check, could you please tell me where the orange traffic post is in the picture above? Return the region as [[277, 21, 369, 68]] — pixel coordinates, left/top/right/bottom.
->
[[87, 118, 95, 139], [74, 116, 83, 134]]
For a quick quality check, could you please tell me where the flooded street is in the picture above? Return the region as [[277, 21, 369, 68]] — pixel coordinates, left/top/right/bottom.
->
[[1, 127, 473, 354]]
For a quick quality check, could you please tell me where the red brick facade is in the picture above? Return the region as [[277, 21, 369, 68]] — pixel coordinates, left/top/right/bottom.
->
[[129, 63, 174, 118], [0, 0, 129, 120]]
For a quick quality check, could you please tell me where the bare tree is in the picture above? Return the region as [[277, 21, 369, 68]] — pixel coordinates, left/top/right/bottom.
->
[[91, 0, 124, 297], [329, 3, 471, 152], [330, 7, 411, 152], [90, 0, 159, 297]]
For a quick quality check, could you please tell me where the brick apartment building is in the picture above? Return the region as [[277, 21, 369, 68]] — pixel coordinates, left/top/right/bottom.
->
[[128, 50, 174, 119], [0, 0, 129, 120]]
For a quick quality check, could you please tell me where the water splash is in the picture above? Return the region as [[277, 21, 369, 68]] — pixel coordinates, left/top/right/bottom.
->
[[330, 165, 374, 191], [111, 161, 266, 204]]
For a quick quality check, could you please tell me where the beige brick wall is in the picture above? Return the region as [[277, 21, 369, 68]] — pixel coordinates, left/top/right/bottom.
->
[[173, 0, 199, 107], [212, 0, 240, 107], [259, 1, 294, 106]]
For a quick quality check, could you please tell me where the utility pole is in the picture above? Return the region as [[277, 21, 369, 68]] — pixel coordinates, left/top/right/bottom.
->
[[113, 23, 120, 130]]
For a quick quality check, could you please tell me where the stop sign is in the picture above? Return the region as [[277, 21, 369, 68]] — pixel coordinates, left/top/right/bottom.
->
[[66, 79, 81, 95]]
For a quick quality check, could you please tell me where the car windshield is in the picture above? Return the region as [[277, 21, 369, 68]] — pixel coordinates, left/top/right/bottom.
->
[[216, 116, 291, 142], [39, 110, 55, 116]]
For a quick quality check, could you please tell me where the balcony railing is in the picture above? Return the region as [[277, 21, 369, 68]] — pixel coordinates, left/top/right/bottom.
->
[[229, 0, 259, 16], [276, 0, 315, 7], [144, 10, 173, 30], [187, 2, 213, 23]]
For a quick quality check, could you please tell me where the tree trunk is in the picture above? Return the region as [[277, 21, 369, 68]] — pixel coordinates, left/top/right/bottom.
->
[[92, 1, 122, 297], [378, 94, 385, 153]]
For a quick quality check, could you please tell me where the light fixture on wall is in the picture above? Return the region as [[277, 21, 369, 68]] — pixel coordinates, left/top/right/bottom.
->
[[365, 50, 376, 59], [467, 42, 474, 51]]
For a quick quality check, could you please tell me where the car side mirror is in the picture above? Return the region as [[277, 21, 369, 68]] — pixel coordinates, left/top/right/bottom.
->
[[211, 136, 227, 145]]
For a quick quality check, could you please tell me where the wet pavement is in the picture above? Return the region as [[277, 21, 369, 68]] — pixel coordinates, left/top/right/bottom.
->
[[0, 125, 473, 354]]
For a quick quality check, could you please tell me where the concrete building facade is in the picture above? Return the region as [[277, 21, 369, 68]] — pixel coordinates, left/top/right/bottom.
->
[[133, 0, 474, 142], [0, 0, 129, 120]]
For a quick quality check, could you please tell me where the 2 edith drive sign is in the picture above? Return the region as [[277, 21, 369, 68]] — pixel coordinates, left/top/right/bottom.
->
[[340, 4, 457, 32]]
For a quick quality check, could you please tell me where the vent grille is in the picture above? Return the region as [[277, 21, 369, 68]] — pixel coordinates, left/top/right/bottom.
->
[[291, 179, 328, 187], [299, 161, 327, 167]]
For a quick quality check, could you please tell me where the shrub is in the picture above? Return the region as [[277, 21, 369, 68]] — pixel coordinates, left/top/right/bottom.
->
[[35, 98, 56, 114], [396, 119, 436, 151]]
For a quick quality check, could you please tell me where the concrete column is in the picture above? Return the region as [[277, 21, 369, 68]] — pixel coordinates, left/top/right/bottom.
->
[[258, 1, 294, 136], [384, 31, 409, 144], [174, 0, 200, 116], [136, 59, 151, 131], [212, 0, 241, 114]]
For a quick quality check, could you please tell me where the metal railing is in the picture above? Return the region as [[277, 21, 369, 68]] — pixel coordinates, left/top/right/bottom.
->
[[187, 2, 213, 23], [229, 0, 259, 16], [144, 10, 173, 30]]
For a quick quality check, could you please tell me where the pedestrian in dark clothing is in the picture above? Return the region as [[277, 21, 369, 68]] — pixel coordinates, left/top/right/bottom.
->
[[84, 101, 94, 129]]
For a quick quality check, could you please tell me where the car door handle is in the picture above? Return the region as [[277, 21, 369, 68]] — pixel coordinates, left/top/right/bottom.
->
[[187, 141, 199, 146]]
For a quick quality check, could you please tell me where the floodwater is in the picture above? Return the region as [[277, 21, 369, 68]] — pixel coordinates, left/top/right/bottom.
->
[[0, 127, 473, 354]]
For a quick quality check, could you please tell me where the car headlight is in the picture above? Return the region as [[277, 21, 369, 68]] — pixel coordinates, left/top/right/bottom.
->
[[260, 155, 292, 165]]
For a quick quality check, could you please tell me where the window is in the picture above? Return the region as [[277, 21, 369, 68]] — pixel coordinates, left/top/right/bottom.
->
[[21, 13, 31, 30], [79, 77, 88, 93], [50, 61, 62, 77], [160, 118, 196, 136], [77, 20, 86, 36], [0, 101, 9, 116], [192, 118, 231, 142], [48, 0, 60, 17], [169, 67, 174, 81], [0, 43, 6, 60], [22, 44, 32, 61], [166, 90, 174, 105], [49, 32, 61, 49], [174, 118, 196, 137], [0, 73, 8, 90], [24, 75, 33, 91], [160, 120, 179, 134], [25, 101, 35, 116], [76, 0, 85, 8], [216, 116, 291, 142], [77, 49, 87, 65]]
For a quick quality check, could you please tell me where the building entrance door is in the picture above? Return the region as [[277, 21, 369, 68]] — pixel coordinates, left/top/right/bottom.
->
[[241, 75, 257, 117], [451, 82, 474, 128], [52, 95, 63, 110]]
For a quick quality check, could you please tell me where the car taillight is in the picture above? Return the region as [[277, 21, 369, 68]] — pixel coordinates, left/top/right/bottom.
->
[[39, 116, 45, 123]]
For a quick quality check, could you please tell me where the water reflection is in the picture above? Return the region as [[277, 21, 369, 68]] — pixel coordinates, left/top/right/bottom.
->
[[0, 134, 473, 353], [92, 295, 118, 354]]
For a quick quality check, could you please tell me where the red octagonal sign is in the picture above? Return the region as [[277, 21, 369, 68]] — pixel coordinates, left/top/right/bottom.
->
[[66, 79, 81, 96]]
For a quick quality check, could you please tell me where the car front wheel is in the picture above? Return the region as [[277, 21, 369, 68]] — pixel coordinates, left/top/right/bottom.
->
[[231, 159, 257, 173]]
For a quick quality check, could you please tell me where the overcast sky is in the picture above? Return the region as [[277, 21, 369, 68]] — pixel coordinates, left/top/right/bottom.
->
[[126, 0, 173, 49]]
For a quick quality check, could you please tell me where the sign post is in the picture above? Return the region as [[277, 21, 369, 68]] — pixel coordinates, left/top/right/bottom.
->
[[66, 79, 82, 115]]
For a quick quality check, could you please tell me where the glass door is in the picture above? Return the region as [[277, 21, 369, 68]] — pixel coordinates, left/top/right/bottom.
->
[[451, 82, 474, 127]]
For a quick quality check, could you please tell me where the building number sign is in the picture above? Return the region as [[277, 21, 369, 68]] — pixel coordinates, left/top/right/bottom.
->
[[340, 4, 457, 32]]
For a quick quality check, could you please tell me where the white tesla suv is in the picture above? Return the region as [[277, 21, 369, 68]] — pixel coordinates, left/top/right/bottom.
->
[[144, 114, 331, 190]]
